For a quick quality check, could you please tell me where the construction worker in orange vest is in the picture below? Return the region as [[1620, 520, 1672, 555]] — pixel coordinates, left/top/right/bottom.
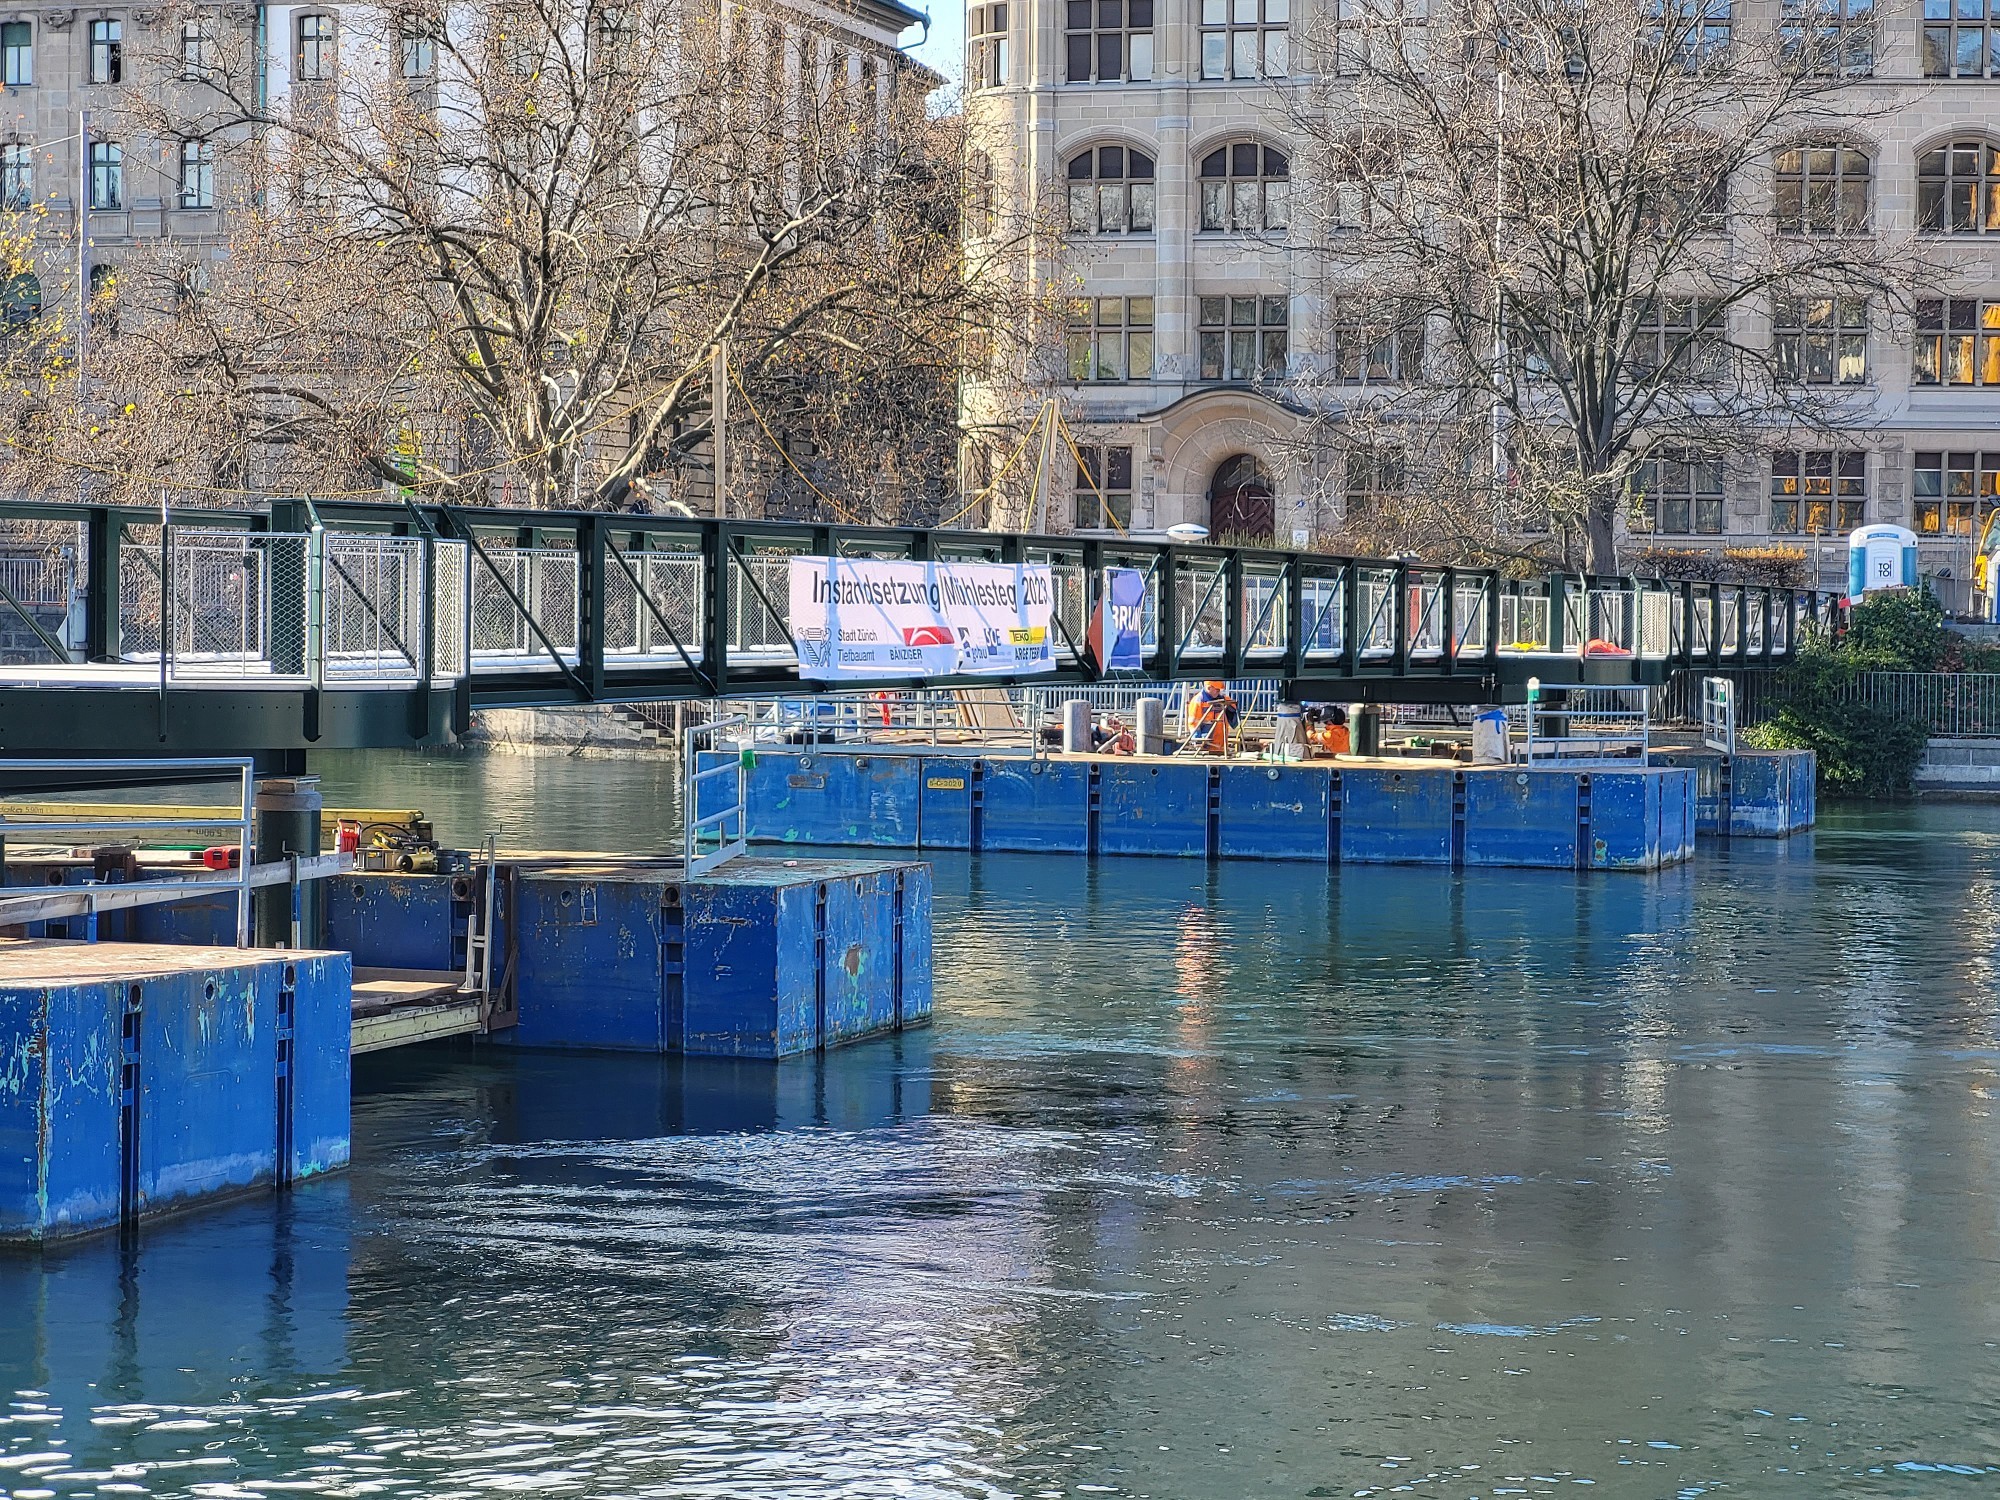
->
[[1303, 705, 1350, 757], [1187, 681, 1239, 754]]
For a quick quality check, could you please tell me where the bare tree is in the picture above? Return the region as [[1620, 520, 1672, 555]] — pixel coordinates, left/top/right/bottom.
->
[[4, 0, 1032, 522], [1290, 0, 1916, 571]]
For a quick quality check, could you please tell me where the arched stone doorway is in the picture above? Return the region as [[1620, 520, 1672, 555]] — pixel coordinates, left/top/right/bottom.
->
[[1208, 453, 1275, 540]]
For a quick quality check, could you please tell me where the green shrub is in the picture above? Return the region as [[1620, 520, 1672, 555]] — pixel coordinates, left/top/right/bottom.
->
[[1843, 589, 1945, 671], [1746, 697, 1930, 797], [1746, 596, 1938, 797]]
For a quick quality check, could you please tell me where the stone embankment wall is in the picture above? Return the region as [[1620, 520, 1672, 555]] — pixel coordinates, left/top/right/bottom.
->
[[1915, 739, 2000, 797], [464, 706, 677, 759]]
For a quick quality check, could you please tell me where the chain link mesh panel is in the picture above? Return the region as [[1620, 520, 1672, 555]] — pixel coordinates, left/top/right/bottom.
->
[[1301, 573, 1344, 656], [1501, 587, 1549, 651], [119, 528, 165, 660], [1641, 590, 1673, 658], [1454, 579, 1490, 655], [1175, 559, 1228, 658], [471, 547, 581, 664], [0, 519, 83, 663], [1242, 571, 1287, 655], [730, 551, 794, 655], [431, 540, 469, 679], [1408, 575, 1448, 656], [1356, 567, 1395, 656], [322, 534, 423, 680], [605, 549, 704, 660], [165, 530, 310, 680]]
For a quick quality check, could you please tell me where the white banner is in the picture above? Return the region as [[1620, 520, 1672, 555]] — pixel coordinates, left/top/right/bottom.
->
[[787, 556, 1057, 680]]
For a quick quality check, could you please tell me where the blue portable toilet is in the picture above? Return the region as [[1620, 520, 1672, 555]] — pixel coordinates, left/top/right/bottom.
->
[[1847, 523, 1919, 600]]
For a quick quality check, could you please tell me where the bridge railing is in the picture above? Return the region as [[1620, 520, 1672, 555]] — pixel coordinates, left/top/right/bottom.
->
[[97, 526, 471, 685]]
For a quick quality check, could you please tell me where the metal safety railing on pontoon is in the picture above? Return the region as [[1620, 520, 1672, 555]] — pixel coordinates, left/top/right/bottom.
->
[[684, 716, 750, 875], [1522, 687, 1652, 767], [1701, 677, 1737, 755], [0, 758, 348, 946]]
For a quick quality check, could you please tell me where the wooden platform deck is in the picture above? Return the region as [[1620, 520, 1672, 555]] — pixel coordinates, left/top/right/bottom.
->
[[350, 967, 483, 1054]]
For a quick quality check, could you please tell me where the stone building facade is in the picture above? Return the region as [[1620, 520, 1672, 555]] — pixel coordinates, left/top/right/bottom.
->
[[962, 0, 2000, 603], [0, 0, 929, 474]]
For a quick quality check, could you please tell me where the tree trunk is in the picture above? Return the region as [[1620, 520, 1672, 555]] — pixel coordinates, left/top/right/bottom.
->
[[1585, 501, 1619, 576]]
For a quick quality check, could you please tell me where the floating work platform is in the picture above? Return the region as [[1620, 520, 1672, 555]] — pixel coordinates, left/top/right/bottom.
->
[[3, 843, 933, 1060], [326, 854, 931, 1059], [1651, 747, 1817, 836], [696, 748, 1789, 872], [0, 939, 350, 1243]]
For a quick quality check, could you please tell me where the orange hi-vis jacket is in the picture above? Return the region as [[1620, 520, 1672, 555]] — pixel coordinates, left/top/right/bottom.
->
[[1188, 690, 1239, 753]]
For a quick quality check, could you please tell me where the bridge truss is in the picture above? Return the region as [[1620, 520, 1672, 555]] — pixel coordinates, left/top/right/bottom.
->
[[0, 497, 1836, 755]]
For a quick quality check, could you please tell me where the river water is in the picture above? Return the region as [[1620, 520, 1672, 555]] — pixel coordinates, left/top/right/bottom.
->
[[5, 751, 2000, 1499]]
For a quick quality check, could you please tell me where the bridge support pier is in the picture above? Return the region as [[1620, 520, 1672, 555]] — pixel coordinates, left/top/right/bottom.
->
[[1351, 704, 1383, 757], [254, 776, 324, 948]]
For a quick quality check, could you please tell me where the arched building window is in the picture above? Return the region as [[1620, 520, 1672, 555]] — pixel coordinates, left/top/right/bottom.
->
[[1919, 139, 2000, 233], [1775, 142, 1870, 232], [1199, 141, 1288, 231], [1066, 145, 1155, 233]]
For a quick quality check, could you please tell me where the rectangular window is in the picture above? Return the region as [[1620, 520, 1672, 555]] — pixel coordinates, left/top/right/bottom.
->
[[1770, 449, 1865, 534], [1781, 0, 1873, 74], [1915, 298, 2000, 386], [182, 18, 219, 79], [179, 138, 214, 209], [1065, 0, 1152, 83], [1331, 171, 1396, 231], [1074, 444, 1135, 528], [0, 143, 30, 209], [297, 13, 334, 80], [1332, 0, 1427, 75], [401, 16, 436, 77], [968, 3, 1009, 88], [1775, 143, 1870, 234], [1631, 297, 1725, 381], [1332, 295, 1424, 382], [88, 141, 121, 210], [1923, 0, 1999, 76], [1632, 451, 1725, 535], [2, 21, 31, 85], [87, 262, 115, 334], [1774, 296, 1866, 383], [1345, 447, 1407, 513], [88, 19, 121, 85], [1199, 294, 1289, 381], [1065, 296, 1153, 382], [596, 7, 629, 72], [1646, 0, 1733, 65], [1200, 0, 1288, 78], [1914, 451, 2000, 535]]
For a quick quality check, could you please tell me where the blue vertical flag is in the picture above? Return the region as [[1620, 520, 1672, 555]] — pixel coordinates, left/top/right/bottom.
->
[[1092, 567, 1146, 672]]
